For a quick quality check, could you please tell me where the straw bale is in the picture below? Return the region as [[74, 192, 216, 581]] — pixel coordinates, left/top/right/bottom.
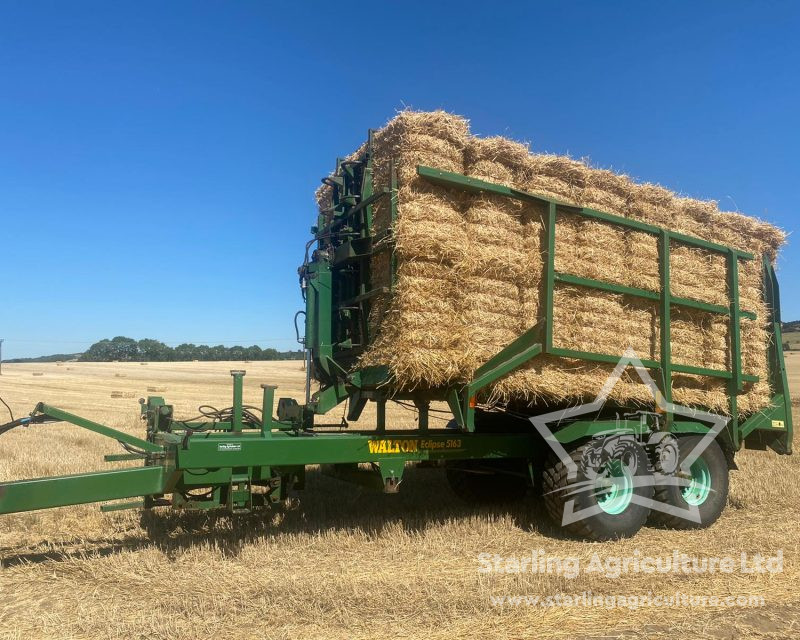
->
[[670, 245, 728, 307], [464, 136, 532, 189], [672, 374, 729, 413], [671, 308, 726, 370], [581, 168, 634, 214], [521, 154, 584, 203], [364, 258, 467, 388], [460, 136, 536, 373], [625, 230, 660, 291], [552, 288, 660, 361], [323, 110, 786, 414], [555, 215, 628, 288], [359, 111, 470, 387]]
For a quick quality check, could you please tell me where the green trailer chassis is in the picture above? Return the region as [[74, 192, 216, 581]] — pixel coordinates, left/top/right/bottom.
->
[[0, 375, 543, 514], [0, 152, 792, 517]]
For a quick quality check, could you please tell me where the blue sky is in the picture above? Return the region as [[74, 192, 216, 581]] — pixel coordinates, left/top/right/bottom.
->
[[0, 1, 798, 359]]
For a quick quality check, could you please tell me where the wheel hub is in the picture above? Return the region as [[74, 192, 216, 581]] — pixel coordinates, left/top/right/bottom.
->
[[594, 460, 634, 515], [681, 458, 712, 506]]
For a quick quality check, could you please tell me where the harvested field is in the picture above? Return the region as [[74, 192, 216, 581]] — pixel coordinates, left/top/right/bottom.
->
[[0, 360, 798, 639], [337, 111, 787, 414]]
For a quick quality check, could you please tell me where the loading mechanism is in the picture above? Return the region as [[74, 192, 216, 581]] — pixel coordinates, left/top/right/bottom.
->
[[0, 132, 792, 515]]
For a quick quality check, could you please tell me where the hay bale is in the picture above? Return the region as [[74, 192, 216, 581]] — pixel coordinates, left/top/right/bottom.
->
[[459, 136, 538, 374], [361, 111, 471, 388], [324, 110, 786, 414]]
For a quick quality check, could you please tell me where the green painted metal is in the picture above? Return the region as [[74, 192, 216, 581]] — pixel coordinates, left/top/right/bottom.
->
[[376, 398, 386, 433], [418, 165, 556, 207], [595, 463, 634, 515], [467, 332, 543, 396], [461, 323, 543, 431], [670, 421, 712, 434], [550, 419, 709, 443], [415, 399, 430, 432], [0, 466, 167, 514], [103, 453, 144, 462], [232, 370, 244, 432], [553, 420, 646, 444], [261, 384, 276, 436], [728, 250, 741, 447], [303, 131, 395, 418], [446, 389, 464, 430], [740, 259, 793, 453], [308, 377, 355, 415], [550, 346, 660, 369], [670, 363, 757, 381], [175, 430, 535, 469], [672, 233, 755, 261], [544, 203, 557, 352], [556, 273, 756, 320], [658, 231, 673, 415], [681, 458, 712, 506], [555, 272, 660, 301], [35, 404, 163, 453]]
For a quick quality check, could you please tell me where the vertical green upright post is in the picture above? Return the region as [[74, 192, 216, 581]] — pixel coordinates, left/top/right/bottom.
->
[[376, 399, 386, 433], [415, 399, 430, 432], [658, 232, 673, 422], [310, 260, 333, 376], [231, 370, 245, 432], [260, 384, 276, 437], [359, 131, 375, 345], [728, 251, 742, 446], [362, 130, 375, 236], [543, 203, 557, 352]]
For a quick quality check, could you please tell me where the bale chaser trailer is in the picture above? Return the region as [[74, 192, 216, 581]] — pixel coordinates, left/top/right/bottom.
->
[[0, 132, 792, 540]]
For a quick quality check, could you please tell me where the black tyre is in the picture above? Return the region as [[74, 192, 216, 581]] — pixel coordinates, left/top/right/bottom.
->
[[648, 435, 729, 529], [445, 460, 528, 504], [543, 438, 653, 541]]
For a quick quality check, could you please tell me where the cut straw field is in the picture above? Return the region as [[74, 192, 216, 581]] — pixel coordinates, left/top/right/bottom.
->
[[0, 359, 799, 639]]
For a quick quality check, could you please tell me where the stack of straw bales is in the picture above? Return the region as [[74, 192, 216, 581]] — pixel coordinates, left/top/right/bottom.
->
[[317, 111, 786, 414]]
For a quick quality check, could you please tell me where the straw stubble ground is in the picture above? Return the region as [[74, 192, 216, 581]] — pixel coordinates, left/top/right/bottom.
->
[[0, 359, 799, 639]]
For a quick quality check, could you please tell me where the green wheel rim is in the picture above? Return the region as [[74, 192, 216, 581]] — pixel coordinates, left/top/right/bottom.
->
[[595, 462, 634, 515], [682, 457, 712, 506]]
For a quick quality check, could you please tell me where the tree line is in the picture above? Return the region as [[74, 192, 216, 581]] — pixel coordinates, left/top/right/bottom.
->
[[79, 337, 303, 362]]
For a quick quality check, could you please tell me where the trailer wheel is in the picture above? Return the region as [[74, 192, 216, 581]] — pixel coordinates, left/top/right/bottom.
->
[[543, 439, 653, 540], [648, 435, 729, 529], [445, 460, 528, 505]]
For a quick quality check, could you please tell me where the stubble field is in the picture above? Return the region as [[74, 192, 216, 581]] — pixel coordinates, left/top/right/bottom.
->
[[0, 357, 799, 639]]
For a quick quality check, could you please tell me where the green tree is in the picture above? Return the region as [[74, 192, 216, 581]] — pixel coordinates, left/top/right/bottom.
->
[[137, 339, 172, 361], [80, 339, 114, 361], [79, 338, 304, 362], [174, 343, 197, 361]]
